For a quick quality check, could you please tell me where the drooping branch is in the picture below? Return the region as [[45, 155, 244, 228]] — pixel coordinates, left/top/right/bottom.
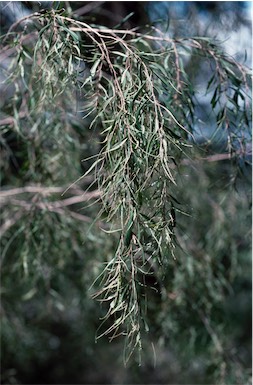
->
[[0, 9, 251, 363]]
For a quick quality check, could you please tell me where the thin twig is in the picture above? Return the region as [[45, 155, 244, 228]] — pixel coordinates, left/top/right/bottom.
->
[[0, 32, 38, 62], [3, 12, 41, 41]]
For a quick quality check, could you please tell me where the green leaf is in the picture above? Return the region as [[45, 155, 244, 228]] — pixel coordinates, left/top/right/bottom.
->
[[90, 59, 101, 77]]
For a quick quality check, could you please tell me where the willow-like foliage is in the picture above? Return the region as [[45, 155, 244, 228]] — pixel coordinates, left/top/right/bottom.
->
[[0, 8, 251, 368]]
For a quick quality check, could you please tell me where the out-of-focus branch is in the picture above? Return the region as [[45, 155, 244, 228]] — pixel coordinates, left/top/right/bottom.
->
[[0, 203, 93, 236], [0, 111, 28, 126], [7, 199, 93, 220], [4, 194, 100, 210], [0, 188, 103, 236], [0, 185, 98, 199], [0, 210, 25, 235], [0, 32, 38, 62], [181, 153, 233, 165], [197, 308, 223, 354], [74, 1, 105, 16]]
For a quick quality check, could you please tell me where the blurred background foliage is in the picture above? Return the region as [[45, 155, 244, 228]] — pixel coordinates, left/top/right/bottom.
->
[[0, 1, 252, 384]]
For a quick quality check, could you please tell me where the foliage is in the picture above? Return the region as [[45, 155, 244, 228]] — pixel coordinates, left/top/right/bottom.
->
[[0, 5, 251, 384]]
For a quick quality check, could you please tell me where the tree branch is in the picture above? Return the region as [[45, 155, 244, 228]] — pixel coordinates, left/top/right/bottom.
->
[[0, 184, 96, 199], [74, 1, 105, 16]]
